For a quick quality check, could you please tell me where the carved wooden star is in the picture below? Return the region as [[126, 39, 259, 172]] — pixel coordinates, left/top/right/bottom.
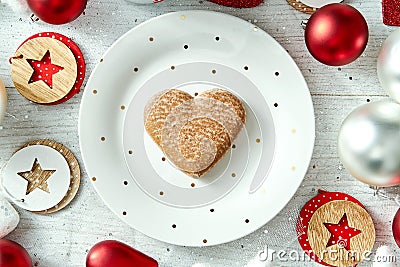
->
[[17, 158, 56, 195], [27, 50, 64, 89], [324, 213, 362, 251]]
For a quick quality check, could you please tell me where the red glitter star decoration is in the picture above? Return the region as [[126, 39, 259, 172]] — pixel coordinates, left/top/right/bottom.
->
[[208, 0, 263, 8], [27, 50, 64, 89], [323, 213, 362, 251], [383, 0, 400, 26]]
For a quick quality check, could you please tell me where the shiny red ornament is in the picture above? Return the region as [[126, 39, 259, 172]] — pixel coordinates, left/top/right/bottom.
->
[[393, 208, 400, 248], [27, 0, 87, 25], [305, 3, 369, 66], [86, 240, 158, 267], [0, 240, 32, 267]]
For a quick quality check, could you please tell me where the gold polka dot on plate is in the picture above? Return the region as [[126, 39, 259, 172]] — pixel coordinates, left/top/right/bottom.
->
[[17, 139, 81, 214]]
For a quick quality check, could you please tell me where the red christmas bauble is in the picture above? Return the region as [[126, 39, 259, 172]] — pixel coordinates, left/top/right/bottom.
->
[[0, 240, 32, 267], [86, 240, 158, 267], [305, 3, 369, 66], [393, 208, 400, 248], [27, 0, 87, 25]]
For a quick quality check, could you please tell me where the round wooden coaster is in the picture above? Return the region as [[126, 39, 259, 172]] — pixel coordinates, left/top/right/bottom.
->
[[11, 37, 77, 104], [18, 140, 81, 214], [287, 0, 316, 14], [308, 200, 375, 267]]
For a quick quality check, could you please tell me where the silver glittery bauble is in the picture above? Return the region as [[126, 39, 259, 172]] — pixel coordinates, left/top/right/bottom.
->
[[338, 100, 400, 187], [377, 29, 400, 103]]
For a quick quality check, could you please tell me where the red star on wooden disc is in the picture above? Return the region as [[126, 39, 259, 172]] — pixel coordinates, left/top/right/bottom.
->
[[324, 213, 362, 251], [27, 50, 64, 89]]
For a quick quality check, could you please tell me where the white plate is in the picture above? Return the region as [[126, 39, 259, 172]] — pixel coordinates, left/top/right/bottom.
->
[[79, 10, 315, 246]]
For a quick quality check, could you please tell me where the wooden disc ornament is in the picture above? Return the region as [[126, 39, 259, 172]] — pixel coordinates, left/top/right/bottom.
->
[[287, 0, 317, 14], [10, 32, 85, 104], [19, 140, 81, 214], [287, 0, 342, 14], [2, 145, 71, 212], [2, 140, 80, 214], [297, 190, 375, 267], [0, 77, 6, 123]]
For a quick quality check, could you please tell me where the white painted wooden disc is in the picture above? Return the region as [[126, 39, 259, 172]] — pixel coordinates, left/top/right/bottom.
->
[[2, 145, 70, 211]]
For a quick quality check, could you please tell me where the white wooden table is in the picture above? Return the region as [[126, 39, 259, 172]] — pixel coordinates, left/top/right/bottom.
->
[[0, 0, 398, 266]]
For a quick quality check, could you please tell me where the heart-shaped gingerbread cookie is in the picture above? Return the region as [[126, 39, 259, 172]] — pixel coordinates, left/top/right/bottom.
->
[[144, 89, 246, 178]]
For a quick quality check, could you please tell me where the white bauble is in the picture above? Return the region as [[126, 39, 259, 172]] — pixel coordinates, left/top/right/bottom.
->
[[378, 29, 400, 103], [0, 195, 20, 238], [372, 246, 396, 267]]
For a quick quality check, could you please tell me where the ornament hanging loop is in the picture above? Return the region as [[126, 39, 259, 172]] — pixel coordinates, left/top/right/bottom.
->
[[351, 256, 357, 267], [9, 55, 23, 64], [30, 14, 39, 22], [301, 20, 308, 30]]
